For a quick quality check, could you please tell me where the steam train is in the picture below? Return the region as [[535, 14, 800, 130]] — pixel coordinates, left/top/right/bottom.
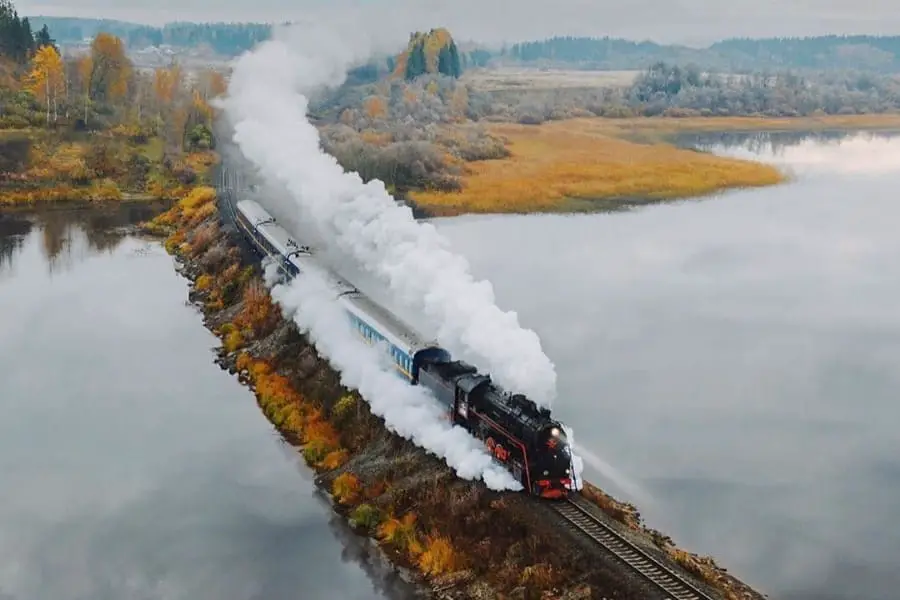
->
[[233, 198, 576, 499]]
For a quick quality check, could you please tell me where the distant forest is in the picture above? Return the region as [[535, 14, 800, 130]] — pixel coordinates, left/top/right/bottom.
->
[[26, 17, 273, 56], [506, 35, 900, 72], [22, 16, 900, 73]]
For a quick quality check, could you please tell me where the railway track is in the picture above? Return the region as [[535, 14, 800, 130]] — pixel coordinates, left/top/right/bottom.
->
[[552, 499, 716, 600]]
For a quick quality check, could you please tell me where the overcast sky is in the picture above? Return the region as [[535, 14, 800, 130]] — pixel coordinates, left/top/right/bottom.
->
[[16, 0, 900, 46]]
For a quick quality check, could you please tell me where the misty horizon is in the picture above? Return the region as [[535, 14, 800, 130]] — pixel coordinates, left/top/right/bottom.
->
[[16, 0, 900, 47]]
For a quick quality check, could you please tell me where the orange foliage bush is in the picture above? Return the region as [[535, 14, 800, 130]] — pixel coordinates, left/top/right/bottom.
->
[[178, 185, 216, 220], [302, 409, 341, 457], [320, 449, 349, 470], [235, 352, 254, 373], [378, 512, 422, 555], [332, 472, 362, 505], [418, 534, 462, 576], [255, 367, 303, 408], [233, 281, 278, 337]]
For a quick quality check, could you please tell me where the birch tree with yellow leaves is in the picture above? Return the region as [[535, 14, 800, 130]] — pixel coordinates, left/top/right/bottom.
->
[[25, 44, 65, 124]]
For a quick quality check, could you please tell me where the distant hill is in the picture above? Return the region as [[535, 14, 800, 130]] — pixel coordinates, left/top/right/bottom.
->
[[26, 16, 145, 42], [505, 34, 900, 73], [709, 35, 900, 71], [25, 17, 900, 72], [27, 16, 273, 56]]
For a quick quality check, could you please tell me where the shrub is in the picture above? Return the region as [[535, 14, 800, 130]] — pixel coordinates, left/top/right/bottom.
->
[[332, 472, 362, 505], [303, 440, 330, 464], [196, 274, 213, 291], [377, 512, 421, 555], [234, 280, 277, 337], [332, 394, 357, 422], [223, 329, 243, 352], [89, 178, 122, 201], [178, 185, 216, 218], [418, 534, 462, 576], [350, 503, 383, 532], [320, 449, 349, 470]]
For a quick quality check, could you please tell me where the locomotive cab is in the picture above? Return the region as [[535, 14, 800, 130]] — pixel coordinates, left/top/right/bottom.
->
[[532, 424, 573, 499]]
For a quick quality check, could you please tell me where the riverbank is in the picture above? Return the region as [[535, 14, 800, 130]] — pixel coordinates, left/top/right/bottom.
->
[[144, 186, 769, 600], [0, 128, 217, 207], [408, 113, 900, 216]]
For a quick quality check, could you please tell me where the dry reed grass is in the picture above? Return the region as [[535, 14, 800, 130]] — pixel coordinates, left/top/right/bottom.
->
[[410, 119, 786, 214], [411, 113, 900, 215]]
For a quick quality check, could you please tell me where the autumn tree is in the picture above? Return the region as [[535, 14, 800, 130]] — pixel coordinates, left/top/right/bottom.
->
[[87, 32, 131, 103], [400, 28, 462, 80], [25, 44, 65, 123]]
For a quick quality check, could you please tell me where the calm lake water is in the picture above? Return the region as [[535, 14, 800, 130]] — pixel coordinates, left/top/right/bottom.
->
[[0, 204, 416, 600], [423, 130, 900, 600]]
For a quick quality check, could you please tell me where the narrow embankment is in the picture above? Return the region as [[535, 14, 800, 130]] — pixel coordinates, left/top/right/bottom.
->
[[144, 186, 767, 600]]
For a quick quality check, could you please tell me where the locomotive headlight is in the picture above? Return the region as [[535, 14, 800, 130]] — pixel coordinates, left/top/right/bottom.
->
[[551, 427, 560, 437], [566, 468, 570, 474]]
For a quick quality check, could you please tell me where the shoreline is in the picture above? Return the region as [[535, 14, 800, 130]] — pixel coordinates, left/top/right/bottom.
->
[[143, 186, 769, 600], [408, 113, 900, 217], [0, 196, 175, 212]]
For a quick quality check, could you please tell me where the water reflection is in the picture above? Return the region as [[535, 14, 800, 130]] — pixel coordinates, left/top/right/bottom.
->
[[0, 213, 31, 275], [681, 129, 900, 176], [428, 130, 900, 600], [0, 202, 172, 275], [0, 205, 415, 600]]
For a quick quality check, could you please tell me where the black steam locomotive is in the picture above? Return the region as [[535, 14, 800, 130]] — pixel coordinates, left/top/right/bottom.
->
[[232, 197, 577, 499]]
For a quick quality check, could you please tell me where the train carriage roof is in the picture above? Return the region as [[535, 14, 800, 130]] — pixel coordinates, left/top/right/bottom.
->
[[341, 294, 442, 356], [235, 199, 273, 225], [236, 198, 447, 361]]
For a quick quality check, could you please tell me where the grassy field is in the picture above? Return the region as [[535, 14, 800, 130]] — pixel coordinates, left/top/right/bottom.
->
[[409, 114, 900, 216], [461, 67, 640, 91]]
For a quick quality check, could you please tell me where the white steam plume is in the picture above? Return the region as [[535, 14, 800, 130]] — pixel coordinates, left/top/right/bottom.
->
[[561, 424, 585, 492], [261, 260, 522, 492], [218, 21, 558, 408], [569, 438, 655, 507]]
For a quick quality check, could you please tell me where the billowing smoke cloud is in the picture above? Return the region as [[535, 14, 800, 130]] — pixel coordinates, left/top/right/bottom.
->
[[217, 20, 558, 408], [261, 258, 523, 491]]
